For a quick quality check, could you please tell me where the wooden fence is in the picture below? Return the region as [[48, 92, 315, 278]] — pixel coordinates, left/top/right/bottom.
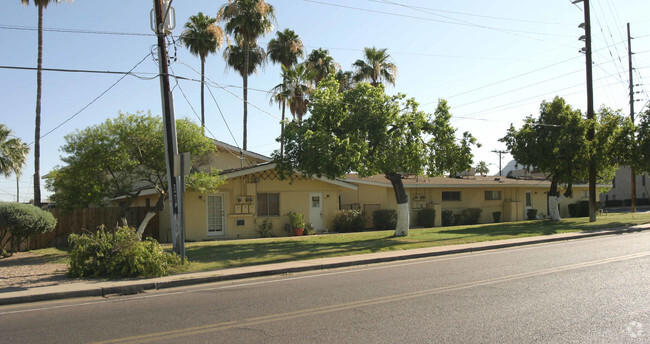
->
[[22, 207, 159, 250]]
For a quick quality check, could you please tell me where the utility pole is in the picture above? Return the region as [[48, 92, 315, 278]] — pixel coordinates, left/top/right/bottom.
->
[[492, 150, 508, 176], [628, 23, 637, 213], [575, 0, 597, 222], [152, 0, 181, 254]]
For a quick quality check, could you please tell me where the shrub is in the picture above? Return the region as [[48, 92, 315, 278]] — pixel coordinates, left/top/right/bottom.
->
[[372, 209, 397, 231], [303, 222, 316, 235], [256, 219, 274, 238], [453, 214, 463, 226], [461, 208, 482, 225], [568, 203, 580, 217], [332, 210, 365, 233], [527, 209, 538, 220], [492, 211, 501, 223], [286, 211, 305, 231], [67, 226, 181, 278], [0, 202, 57, 256], [416, 208, 436, 228], [605, 199, 623, 207], [441, 210, 454, 227]]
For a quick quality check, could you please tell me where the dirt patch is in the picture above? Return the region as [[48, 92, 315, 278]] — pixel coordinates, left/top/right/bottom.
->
[[0, 252, 73, 292]]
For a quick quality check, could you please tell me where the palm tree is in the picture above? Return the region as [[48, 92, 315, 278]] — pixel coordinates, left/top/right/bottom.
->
[[305, 48, 340, 86], [180, 12, 224, 129], [21, 0, 72, 207], [475, 161, 489, 176], [334, 70, 354, 93], [0, 124, 30, 201], [218, 0, 275, 151], [267, 29, 304, 155], [283, 64, 314, 122], [223, 37, 267, 75], [352, 46, 398, 87]]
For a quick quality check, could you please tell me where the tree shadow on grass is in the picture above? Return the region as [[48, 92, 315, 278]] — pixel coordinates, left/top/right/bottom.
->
[[184, 235, 415, 269]]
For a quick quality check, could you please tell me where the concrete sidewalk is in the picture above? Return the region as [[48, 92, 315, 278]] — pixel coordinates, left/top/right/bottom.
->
[[2, 224, 649, 306]]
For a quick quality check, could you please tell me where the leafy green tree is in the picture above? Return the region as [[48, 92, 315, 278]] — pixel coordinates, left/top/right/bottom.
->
[[0, 124, 29, 178], [274, 76, 478, 236], [500, 97, 625, 220], [47, 112, 221, 235], [267, 28, 304, 155], [218, 0, 275, 151], [352, 47, 398, 87], [0, 202, 56, 256], [21, 0, 72, 207], [305, 48, 340, 86], [180, 12, 225, 129], [475, 161, 489, 176]]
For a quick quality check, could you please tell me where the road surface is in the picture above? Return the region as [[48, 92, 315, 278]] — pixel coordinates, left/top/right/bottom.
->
[[1, 231, 648, 343]]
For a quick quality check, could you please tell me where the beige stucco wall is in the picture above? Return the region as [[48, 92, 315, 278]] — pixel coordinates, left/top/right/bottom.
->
[[340, 182, 594, 228], [156, 171, 350, 241]]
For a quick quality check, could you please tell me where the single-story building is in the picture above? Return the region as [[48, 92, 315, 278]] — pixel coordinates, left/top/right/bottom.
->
[[340, 173, 606, 227]]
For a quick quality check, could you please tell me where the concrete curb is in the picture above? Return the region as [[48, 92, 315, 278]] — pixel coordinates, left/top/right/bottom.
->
[[1, 225, 649, 306]]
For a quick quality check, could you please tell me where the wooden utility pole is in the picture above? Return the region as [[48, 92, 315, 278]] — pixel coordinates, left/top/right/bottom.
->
[[575, 0, 597, 222], [492, 150, 508, 176], [628, 23, 637, 213], [153, 0, 181, 254]]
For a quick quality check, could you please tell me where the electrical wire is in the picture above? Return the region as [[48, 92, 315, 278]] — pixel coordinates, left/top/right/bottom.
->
[[0, 65, 158, 79], [28, 52, 153, 145], [369, 0, 574, 25], [302, 0, 577, 47]]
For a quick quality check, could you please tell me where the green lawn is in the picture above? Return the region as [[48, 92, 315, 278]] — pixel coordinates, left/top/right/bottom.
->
[[170, 212, 650, 274], [25, 213, 650, 275]]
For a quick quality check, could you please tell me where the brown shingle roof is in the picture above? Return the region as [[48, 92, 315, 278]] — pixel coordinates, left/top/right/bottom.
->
[[342, 174, 602, 188]]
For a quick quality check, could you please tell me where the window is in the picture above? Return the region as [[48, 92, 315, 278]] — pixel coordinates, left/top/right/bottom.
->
[[525, 192, 532, 207], [442, 191, 461, 201], [257, 193, 280, 216], [612, 177, 616, 188], [484, 191, 502, 201]]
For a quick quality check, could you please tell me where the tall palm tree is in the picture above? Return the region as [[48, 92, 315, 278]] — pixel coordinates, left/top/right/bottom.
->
[[21, 0, 71, 207], [224, 38, 267, 106], [267, 28, 304, 155], [352, 46, 398, 87], [180, 12, 224, 130], [0, 124, 30, 198], [218, 0, 275, 151], [283, 64, 314, 122], [305, 48, 340, 86], [334, 70, 354, 93]]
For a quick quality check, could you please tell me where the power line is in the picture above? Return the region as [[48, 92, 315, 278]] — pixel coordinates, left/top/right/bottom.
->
[[0, 65, 157, 79], [302, 0, 576, 44], [0, 24, 155, 37], [28, 53, 153, 145], [370, 0, 573, 25]]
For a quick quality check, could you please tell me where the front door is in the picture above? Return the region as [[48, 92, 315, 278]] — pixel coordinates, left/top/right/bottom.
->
[[207, 194, 225, 236], [309, 192, 324, 231], [525, 191, 533, 219]]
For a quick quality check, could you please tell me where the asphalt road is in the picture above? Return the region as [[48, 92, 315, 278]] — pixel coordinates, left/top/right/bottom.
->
[[1, 231, 648, 343]]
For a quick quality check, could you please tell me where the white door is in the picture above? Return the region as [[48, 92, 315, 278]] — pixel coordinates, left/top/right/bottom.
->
[[525, 191, 533, 218], [207, 194, 225, 236], [309, 192, 324, 231]]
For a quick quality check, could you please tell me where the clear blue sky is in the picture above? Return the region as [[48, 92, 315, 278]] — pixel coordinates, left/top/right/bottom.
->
[[2, 0, 650, 202]]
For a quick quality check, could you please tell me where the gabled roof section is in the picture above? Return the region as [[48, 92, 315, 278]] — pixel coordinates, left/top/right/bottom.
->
[[220, 163, 357, 190], [212, 139, 270, 163]]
